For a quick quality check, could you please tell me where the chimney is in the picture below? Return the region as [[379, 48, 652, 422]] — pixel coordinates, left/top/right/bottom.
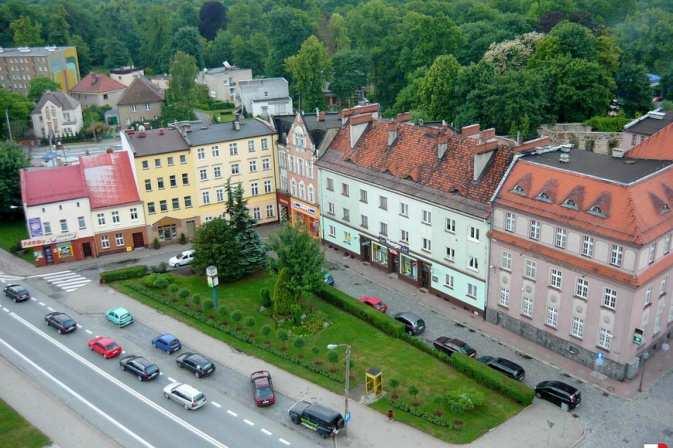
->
[[91, 73, 99, 85], [559, 153, 570, 163], [461, 124, 480, 137], [233, 119, 241, 131], [318, 111, 325, 122], [315, 108, 320, 120]]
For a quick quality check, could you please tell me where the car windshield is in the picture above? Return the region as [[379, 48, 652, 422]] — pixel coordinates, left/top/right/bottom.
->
[[416, 319, 425, 326], [105, 343, 118, 350], [145, 364, 158, 373], [62, 319, 76, 326], [120, 313, 130, 319], [169, 339, 180, 346], [255, 386, 273, 399], [194, 393, 205, 402], [14, 287, 27, 293]]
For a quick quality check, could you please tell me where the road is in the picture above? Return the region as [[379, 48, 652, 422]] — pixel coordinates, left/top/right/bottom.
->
[[0, 278, 322, 448], [28, 137, 121, 165]]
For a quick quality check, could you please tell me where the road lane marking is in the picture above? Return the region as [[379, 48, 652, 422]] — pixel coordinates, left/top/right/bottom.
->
[[85, 329, 92, 335], [261, 428, 272, 436], [0, 336, 156, 448], [243, 419, 254, 426], [8, 313, 230, 448], [29, 270, 71, 278], [279, 438, 291, 445], [2, 308, 9, 313], [226, 410, 238, 417], [211, 402, 222, 408], [47, 306, 55, 312], [167, 377, 176, 382], [38, 302, 45, 306], [30, 298, 37, 302], [76, 324, 82, 328]]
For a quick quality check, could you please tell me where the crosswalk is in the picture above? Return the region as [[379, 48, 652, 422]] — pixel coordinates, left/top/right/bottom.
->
[[32, 270, 92, 292], [0, 272, 23, 284]]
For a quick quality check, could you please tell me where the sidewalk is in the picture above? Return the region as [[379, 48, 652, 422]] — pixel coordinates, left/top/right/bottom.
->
[[324, 249, 673, 399]]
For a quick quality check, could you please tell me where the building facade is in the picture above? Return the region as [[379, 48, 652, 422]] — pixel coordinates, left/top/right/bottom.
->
[[239, 78, 293, 117], [196, 63, 252, 105], [0, 46, 79, 95], [31, 91, 83, 140], [621, 109, 673, 152], [117, 77, 164, 127], [487, 146, 673, 380], [70, 73, 126, 108], [110, 66, 145, 87]]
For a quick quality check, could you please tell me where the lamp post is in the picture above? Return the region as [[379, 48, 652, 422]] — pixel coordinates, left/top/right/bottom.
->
[[327, 343, 351, 430], [206, 265, 219, 308]]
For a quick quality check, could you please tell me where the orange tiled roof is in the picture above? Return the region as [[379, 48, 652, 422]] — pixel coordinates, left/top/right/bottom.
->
[[71, 73, 126, 94], [627, 120, 673, 160]]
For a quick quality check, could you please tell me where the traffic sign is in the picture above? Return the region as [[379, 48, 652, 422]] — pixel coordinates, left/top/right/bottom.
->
[[344, 411, 351, 423], [595, 352, 604, 367]]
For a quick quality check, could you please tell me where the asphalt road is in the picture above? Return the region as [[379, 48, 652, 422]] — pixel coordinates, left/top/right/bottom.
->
[[0, 283, 320, 448]]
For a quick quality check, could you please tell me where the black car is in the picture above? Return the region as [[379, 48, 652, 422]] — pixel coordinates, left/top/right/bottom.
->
[[289, 400, 345, 439], [4, 284, 30, 302], [394, 312, 426, 335], [119, 355, 160, 381], [433, 336, 477, 358], [176, 352, 216, 378], [535, 380, 581, 410], [44, 312, 77, 334], [478, 356, 525, 381]]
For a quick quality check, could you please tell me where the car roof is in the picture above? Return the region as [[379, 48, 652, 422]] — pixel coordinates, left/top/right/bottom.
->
[[253, 376, 270, 387], [96, 336, 115, 344], [159, 333, 178, 342], [494, 358, 522, 370], [176, 383, 201, 396], [395, 312, 420, 320], [9, 284, 26, 290], [306, 403, 342, 421], [361, 295, 381, 303], [187, 353, 208, 363], [109, 307, 129, 314], [182, 250, 195, 255]]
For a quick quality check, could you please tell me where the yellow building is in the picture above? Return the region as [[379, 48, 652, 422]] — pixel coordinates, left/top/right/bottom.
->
[[177, 119, 279, 225], [121, 128, 200, 242]]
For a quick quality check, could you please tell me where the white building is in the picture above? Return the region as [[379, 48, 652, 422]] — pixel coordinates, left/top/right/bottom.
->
[[31, 91, 83, 140], [239, 78, 293, 117], [196, 62, 252, 105]]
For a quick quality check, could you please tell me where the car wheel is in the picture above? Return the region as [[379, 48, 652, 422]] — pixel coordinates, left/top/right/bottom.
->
[[535, 392, 542, 399], [195, 371, 201, 378], [290, 414, 300, 424], [58, 328, 63, 335], [163, 393, 169, 399], [138, 375, 143, 382], [184, 403, 190, 410]]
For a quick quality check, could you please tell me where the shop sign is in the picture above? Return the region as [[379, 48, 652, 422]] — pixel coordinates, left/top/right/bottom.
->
[[292, 201, 317, 216], [21, 232, 77, 249], [378, 236, 387, 245], [28, 217, 42, 237], [399, 244, 410, 254]]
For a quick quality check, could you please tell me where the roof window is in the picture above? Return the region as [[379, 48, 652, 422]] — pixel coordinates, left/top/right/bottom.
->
[[537, 192, 551, 203], [512, 184, 526, 195], [562, 199, 577, 209], [588, 205, 606, 217]]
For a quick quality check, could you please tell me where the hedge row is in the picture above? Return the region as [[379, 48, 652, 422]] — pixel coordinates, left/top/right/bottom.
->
[[390, 398, 452, 428], [100, 265, 148, 283]]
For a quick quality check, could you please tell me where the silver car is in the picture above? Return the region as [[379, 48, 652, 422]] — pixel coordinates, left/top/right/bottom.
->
[[162, 382, 207, 410]]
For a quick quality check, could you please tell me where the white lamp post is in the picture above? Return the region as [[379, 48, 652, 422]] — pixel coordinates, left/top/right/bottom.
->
[[327, 343, 351, 429]]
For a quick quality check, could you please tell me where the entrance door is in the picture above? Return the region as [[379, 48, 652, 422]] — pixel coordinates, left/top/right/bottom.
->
[[132, 232, 144, 248], [82, 242, 93, 257], [43, 246, 54, 264], [186, 220, 196, 238], [360, 238, 371, 261], [420, 262, 431, 288]]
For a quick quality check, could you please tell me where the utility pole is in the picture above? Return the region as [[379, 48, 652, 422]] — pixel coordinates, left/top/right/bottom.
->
[[5, 108, 13, 141]]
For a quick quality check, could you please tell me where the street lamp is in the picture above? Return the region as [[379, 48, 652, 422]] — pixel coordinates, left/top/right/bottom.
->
[[327, 343, 351, 428]]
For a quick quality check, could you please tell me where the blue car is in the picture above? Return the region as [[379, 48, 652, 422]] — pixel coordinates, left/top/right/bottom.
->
[[152, 333, 182, 354], [324, 273, 335, 286]]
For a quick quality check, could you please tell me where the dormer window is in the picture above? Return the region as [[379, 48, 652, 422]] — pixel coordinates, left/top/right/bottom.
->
[[537, 192, 551, 203], [662, 203, 671, 214], [588, 205, 606, 217], [562, 199, 577, 209], [512, 185, 525, 195]]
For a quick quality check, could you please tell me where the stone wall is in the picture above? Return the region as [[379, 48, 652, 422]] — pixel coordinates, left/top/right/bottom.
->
[[539, 124, 623, 156]]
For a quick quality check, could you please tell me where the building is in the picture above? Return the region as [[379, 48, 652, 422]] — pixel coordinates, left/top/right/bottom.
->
[[625, 120, 673, 161], [121, 127, 199, 242], [621, 109, 673, 152], [239, 78, 293, 117], [486, 146, 673, 380], [80, 151, 148, 255], [31, 91, 83, 140], [196, 62, 252, 105], [109, 66, 144, 87], [117, 77, 164, 127], [178, 118, 279, 225], [277, 110, 340, 236], [539, 123, 623, 156], [0, 46, 79, 95], [317, 105, 533, 314], [70, 73, 126, 108], [148, 74, 170, 92]]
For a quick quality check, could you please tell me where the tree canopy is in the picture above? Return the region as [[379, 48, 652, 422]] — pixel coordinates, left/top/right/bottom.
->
[[0, 141, 29, 214]]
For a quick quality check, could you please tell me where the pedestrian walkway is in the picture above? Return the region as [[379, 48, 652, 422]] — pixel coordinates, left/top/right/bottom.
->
[[29, 270, 91, 293]]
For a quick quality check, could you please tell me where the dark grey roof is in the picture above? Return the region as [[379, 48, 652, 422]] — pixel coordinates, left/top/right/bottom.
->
[[301, 113, 341, 148], [32, 91, 79, 114], [117, 77, 164, 106], [125, 128, 189, 157], [272, 115, 294, 144], [317, 147, 491, 218], [181, 119, 275, 146], [527, 148, 673, 184], [0, 46, 73, 57], [625, 110, 673, 136]]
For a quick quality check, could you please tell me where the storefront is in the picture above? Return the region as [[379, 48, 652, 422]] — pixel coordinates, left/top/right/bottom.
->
[[399, 252, 418, 281], [277, 192, 291, 223], [22, 233, 94, 266], [371, 241, 389, 269], [290, 199, 320, 237]]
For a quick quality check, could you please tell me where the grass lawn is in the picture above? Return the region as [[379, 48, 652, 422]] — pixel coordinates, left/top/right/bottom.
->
[[0, 220, 33, 263], [0, 398, 50, 448], [197, 108, 235, 123], [115, 272, 523, 444]]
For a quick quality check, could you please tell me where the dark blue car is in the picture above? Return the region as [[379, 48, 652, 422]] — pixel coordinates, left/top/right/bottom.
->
[[324, 273, 335, 286], [152, 333, 182, 354]]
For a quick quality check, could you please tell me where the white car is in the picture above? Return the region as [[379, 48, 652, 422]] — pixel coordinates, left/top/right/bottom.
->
[[162, 382, 207, 410], [168, 250, 195, 267]]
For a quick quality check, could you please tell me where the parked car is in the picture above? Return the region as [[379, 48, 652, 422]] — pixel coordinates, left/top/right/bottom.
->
[[288, 400, 344, 439], [44, 312, 77, 334], [120, 355, 160, 381], [168, 250, 195, 267], [105, 307, 134, 327], [250, 370, 275, 407], [152, 333, 182, 354], [394, 312, 426, 335], [4, 284, 30, 302], [88, 336, 122, 359], [176, 352, 215, 378], [323, 272, 335, 286], [535, 381, 582, 410], [433, 336, 477, 358], [359, 295, 388, 313], [478, 356, 525, 381], [163, 382, 207, 410]]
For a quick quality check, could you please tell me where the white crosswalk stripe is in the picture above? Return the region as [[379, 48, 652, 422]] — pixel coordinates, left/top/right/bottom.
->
[[38, 270, 91, 293], [0, 272, 23, 284]]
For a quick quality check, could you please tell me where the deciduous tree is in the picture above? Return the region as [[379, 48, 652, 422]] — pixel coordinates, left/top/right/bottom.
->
[[285, 36, 331, 111], [10, 16, 43, 46], [0, 141, 29, 213], [28, 77, 60, 103]]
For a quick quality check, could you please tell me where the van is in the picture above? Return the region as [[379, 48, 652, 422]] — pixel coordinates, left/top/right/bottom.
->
[[288, 400, 345, 439], [478, 356, 525, 381]]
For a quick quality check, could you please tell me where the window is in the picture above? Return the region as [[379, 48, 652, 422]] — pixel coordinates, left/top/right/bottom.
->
[[660, 275, 668, 296], [598, 328, 612, 350], [665, 234, 672, 255], [400, 229, 409, 243], [172, 197, 180, 209], [445, 217, 456, 233], [101, 235, 110, 249], [357, 214, 368, 229], [180, 154, 187, 164], [142, 160, 149, 170], [231, 163, 240, 175], [129, 208, 138, 220], [159, 200, 168, 212], [97, 213, 105, 225], [545, 305, 558, 328], [528, 220, 540, 240], [380, 222, 388, 236], [341, 183, 349, 197], [550, 268, 563, 289], [197, 148, 206, 160], [554, 227, 567, 248], [648, 244, 656, 264], [199, 169, 207, 181], [147, 202, 156, 214], [467, 283, 477, 299], [497, 252, 511, 272], [42, 221, 52, 235], [211, 145, 220, 157], [468, 256, 479, 271], [342, 208, 350, 222], [571, 317, 584, 339], [157, 177, 165, 189], [512, 184, 526, 195], [261, 138, 268, 150], [505, 212, 516, 232], [115, 233, 124, 246], [399, 202, 408, 217], [446, 275, 455, 289], [253, 207, 261, 220], [167, 156, 174, 166], [422, 238, 431, 252], [250, 182, 259, 196], [111, 211, 120, 224], [326, 178, 334, 191], [213, 166, 222, 178], [422, 210, 432, 224], [154, 158, 161, 168], [144, 179, 152, 192], [247, 140, 255, 152], [469, 226, 480, 241], [184, 196, 192, 208], [249, 160, 257, 173], [603, 288, 617, 309], [499, 288, 510, 307], [379, 196, 388, 210], [645, 287, 653, 305], [524, 259, 536, 279], [654, 300, 665, 333], [202, 191, 210, 204], [521, 295, 533, 317], [262, 158, 270, 171], [211, 188, 222, 202], [327, 202, 335, 215], [169, 175, 177, 187], [182, 173, 189, 185], [610, 244, 623, 267], [575, 278, 588, 299], [264, 180, 272, 194], [78, 216, 86, 230], [343, 231, 352, 244], [328, 225, 336, 237], [266, 204, 274, 218], [360, 189, 368, 203], [589, 205, 606, 217], [229, 143, 238, 156], [307, 185, 314, 202], [582, 235, 594, 257], [445, 247, 455, 262], [145, 103, 151, 111]]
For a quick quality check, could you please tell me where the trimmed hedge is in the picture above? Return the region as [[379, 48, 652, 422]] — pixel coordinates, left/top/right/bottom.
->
[[100, 265, 147, 283], [449, 353, 534, 406]]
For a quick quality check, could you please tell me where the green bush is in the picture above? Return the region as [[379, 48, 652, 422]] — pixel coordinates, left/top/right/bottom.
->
[[203, 301, 214, 314], [218, 306, 229, 322], [389, 378, 400, 389], [168, 284, 179, 294], [153, 277, 169, 289], [449, 353, 534, 405], [443, 388, 485, 414], [245, 316, 256, 328], [100, 265, 148, 283], [178, 288, 190, 299], [311, 345, 320, 355], [293, 337, 305, 349], [260, 288, 272, 308], [277, 329, 288, 342], [152, 238, 161, 249], [231, 310, 243, 322], [152, 262, 168, 273], [584, 115, 630, 132], [327, 350, 339, 364], [261, 325, 272, 337], [142, 273, 158, 287]]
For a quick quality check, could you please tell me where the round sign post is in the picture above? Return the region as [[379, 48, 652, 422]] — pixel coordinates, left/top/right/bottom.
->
[[206, 265, 219, 308]]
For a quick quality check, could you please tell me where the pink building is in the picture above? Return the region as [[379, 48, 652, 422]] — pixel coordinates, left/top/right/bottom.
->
[[487, 146, 673, 380]]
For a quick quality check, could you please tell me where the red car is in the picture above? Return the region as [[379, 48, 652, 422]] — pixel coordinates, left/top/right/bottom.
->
[[359, 295, 388, 313], [88, 336, 123, 359], [250, 370, 275, 407]]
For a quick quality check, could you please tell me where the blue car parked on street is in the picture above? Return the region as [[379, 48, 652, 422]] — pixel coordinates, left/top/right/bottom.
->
[[324, 273, 335, 286], [152, 333, 182, 354]]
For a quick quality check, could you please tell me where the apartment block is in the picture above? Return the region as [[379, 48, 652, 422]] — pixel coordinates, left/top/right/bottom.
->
[[0, 46, 79, 95]]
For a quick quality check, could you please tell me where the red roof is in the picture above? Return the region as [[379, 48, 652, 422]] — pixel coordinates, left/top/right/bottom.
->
[[80, 151, 140, 209], [71, 73, 126, 94], [627, 121, 673, 160], [21, 165, 87, 206]]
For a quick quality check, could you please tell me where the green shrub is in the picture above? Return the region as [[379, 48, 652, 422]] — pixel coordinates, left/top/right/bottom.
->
[[151, 262, 168, 273], [178, 288, 190, 299], [191, 294, 201, 307], [293, 337, 305, 349], [311, 345, 320, 355], [100, 265, 148, 283], [327, 350, 339, 364], [389, 378, 400, 390], [153, 277, 169, 289], [244, 316, 256, 328], [231, 310, 243, 322], [203, 301, 214, 314], [261, 325, 272, 337], [277, 329, 288, 342], [142, 273, 158, 287], [290, 303, 303, 325], [584, 115, 630, 132], [218, 306, 229, 322], [443, 388, 485, 414], [260, 288, 272, 308], [168, 284, 179, 294], [152, 238, 161, 249]]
